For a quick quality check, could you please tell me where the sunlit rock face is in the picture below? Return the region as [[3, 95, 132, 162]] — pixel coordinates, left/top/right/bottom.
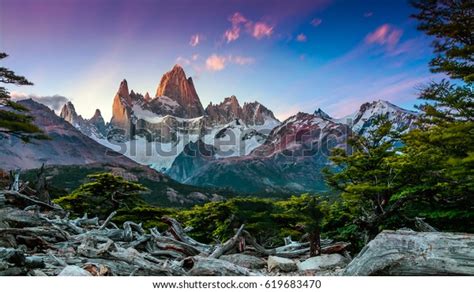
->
[[155, 64, 204, 118]]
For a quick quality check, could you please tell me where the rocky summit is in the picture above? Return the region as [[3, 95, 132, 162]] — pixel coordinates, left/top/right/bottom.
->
[[154, 64, 205, 118]]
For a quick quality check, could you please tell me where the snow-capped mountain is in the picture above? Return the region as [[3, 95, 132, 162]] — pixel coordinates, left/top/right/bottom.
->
[[166, 101, 419, 193], [64, 65, 280, 171], [60, 101, 106, 139], [57, 64, 419, 194], [336, 100, 418, 135], [167, 112, 350, 193]]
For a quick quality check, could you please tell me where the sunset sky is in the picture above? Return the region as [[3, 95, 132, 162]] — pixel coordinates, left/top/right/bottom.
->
[[0, 0, 439, 121]]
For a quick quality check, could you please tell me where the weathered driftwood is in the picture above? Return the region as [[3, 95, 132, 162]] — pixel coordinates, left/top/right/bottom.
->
[[183, 256, 259, 276], [1, 191, 62, 212], [161, 216, 213, 254], [414, 217, 438, 232], [0, 207, 46, 227], [0, 193, 5, 207], [152, 235, 201, 256], [210, 224, 245, 258], [321, 242, 351, 254], [343, 230, 474, 276], [99, 211, 117, 230], [35, 164, 51, 204], [242, 230, 310, 258]]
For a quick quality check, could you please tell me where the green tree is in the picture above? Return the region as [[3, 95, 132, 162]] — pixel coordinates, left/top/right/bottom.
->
[[411, 0, 474, 82], [0, 52, 49, 142], [53, 173, 149, 218], [323, 117, 406, 242], [397, 0, 474, 231]]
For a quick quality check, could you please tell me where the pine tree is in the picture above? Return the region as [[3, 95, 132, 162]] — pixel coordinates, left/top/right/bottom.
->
[[399, 0, 474, 231], [323, 116, 406, 242], [411, 0, 474, 82], [0, 52, 49, 142], [53, 173, 149, 218]]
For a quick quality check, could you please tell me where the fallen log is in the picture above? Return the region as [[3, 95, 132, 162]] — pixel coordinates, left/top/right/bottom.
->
[[209, 224, 244, 259], [0, 207, 45, 227], [343, 230, 474, 276], [151, 235, 201, 257], [321, 242, 351, 254], [1, 191, 62, 212], [161, 216, 213, 254], [242, 230, 310, 258], [183, 256, 260, 276]]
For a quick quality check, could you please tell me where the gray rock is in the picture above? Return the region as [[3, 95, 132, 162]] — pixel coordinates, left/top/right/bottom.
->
[[29, 269, 48, 276], [297, 254, 349, 271], [267, 256, 297, 272], [220, 254, 266, 269], [58, 265, 92, 276], [343, 230, 474, 276]]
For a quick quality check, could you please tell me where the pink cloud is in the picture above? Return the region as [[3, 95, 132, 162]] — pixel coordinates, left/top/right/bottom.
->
[[365, 24, 403, 48], [176, 56, 191, 66], [189, 34, 202, 47], [206, 54, 226, 71], [252, 22, 274, 39], [224, 27, 241, 43], [230, 55, 255, 65], [296, 33, 307, 42], [223, 12, 248, 43], [223, 12, 274, 42], [229, 12, 247, 26], [205, 54, 254, 71], [310, 18, 322, 27]]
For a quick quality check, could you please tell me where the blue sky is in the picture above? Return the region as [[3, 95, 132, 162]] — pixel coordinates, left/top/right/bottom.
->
[[0, 0, 439, 121]]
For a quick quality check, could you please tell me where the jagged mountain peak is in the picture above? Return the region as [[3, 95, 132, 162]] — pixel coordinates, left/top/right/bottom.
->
[[336, 99, 418, 135], [314, 108, 332, 120], [155, 65, 204, 118], [118, 79, 130, 100], [60, 101, 82, 125], [144, 92, 151, 102], [89, 108, 104, 123]]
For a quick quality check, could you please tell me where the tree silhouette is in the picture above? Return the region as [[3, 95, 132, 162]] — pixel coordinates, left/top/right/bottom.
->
[[0, 52, 49, 142]]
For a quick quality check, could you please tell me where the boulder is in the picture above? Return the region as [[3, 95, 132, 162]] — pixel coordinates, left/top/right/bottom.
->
[[58, 265, 92, 276], [220, 254, 266, 269], [343, 230, 474, 276], [297, 254, 349, 271], [267, 256, 297, 272]]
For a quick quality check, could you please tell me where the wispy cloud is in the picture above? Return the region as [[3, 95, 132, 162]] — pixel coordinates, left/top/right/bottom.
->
[[365, 24, 403, 48], [310, 18, 322, 27], [176, 56, 191, 66], [189, 34, 203, 47], [296, 33, 307, 42], [364, 11, 373, 18], [223, 12, 274, 42], [252, 22, 274, 39], [11, 91, 69, 113], [205, 54, 255, 71], [206, 54, 226, 71], [223, 12, 248, 43]]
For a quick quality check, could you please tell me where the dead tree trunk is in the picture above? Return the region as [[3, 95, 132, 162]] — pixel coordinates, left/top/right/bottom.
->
[[343, 230, 474, 276], [308, 228, 321, 257], [35, 164, 50, 204]]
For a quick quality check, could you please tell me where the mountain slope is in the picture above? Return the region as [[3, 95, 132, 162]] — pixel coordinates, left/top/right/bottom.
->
[[0, 99, 230, 206], [337, 100, 418, 135], [167, 100, 418, 193], [0, 99, 137, 170], [169, 112, 350, 193]]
